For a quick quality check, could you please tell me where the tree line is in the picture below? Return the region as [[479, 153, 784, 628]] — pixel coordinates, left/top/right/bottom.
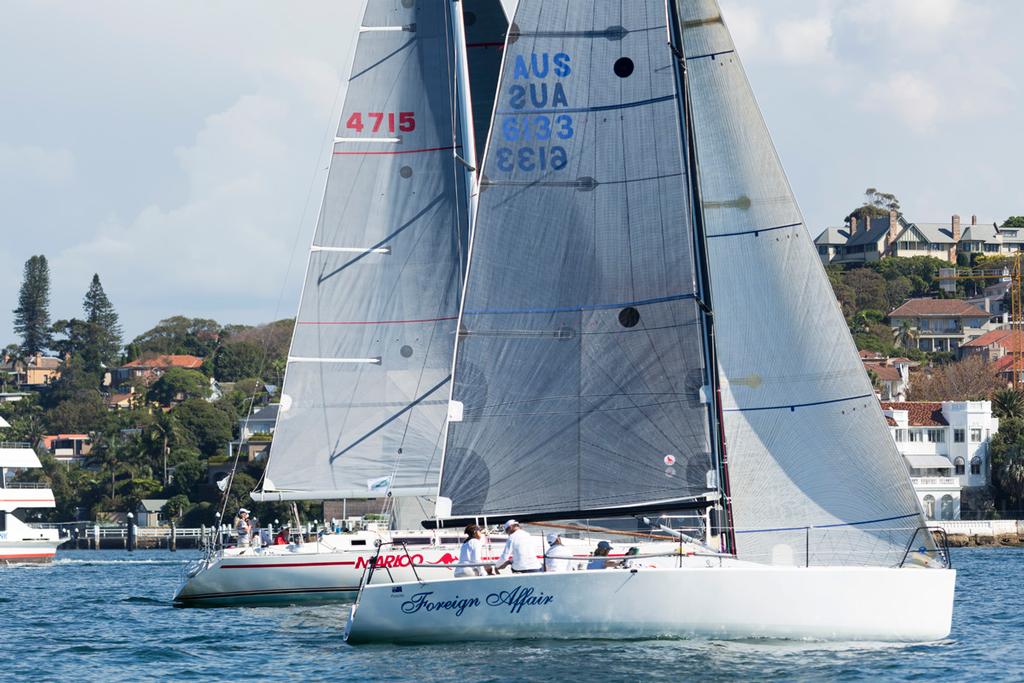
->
[[3, 254, 299, 526]]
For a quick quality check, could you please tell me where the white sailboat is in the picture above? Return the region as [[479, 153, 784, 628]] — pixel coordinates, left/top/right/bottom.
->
[[0, 417, 66, 563], [344, 0, 956, 643]]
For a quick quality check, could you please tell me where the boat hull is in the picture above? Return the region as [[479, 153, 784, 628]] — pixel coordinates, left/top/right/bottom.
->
[[344, 564, 956, 643], [0, 538, 63, 564]]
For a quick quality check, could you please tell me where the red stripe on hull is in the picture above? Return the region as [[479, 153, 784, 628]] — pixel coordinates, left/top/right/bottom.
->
[[221, 560, 357, 569]]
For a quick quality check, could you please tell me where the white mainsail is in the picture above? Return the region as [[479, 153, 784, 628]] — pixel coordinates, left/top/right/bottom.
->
[[679, 0, 928, 566], [255, 1, 485, 502]]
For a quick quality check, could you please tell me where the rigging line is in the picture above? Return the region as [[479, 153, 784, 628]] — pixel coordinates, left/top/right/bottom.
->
[[297, 315, 457, 326], [462, 292, 696, 316], [496, 93, 674, 116], [332, 144, 462, 156], [348, 37, 416, 81], [328, 375, 452, 463], [707, 222, 802, 239], [315, 192, 446, 284], [722, 393, 874, 413], [734, 512, 920, 535]]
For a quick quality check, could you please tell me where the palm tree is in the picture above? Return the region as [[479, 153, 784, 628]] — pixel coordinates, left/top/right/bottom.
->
[[993, 388, 1024, 420], [893, 320, 918, 350]]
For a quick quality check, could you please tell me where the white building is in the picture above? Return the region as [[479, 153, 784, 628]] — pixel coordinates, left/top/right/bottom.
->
[[881, 401, 998, 521]]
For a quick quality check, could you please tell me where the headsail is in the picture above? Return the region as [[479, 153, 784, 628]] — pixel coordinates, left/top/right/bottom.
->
[[679, 0, 928, 566], [438, 0, 714, 521], [255, 1, 474, 501]]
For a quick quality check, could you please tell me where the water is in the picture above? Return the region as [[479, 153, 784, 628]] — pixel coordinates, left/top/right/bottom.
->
[[0, 547, 1019, 681]]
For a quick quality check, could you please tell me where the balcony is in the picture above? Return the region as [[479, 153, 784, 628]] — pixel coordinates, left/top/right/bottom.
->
[[911, 476, 960, 490]]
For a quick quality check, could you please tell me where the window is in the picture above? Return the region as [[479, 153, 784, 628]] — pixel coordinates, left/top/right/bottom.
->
[[971, 456, 982, 475], [971, 428, 983, 442], [908, 430, 924, 443], [923, 495, 936, 520], [894, 429, 906, 443], [927, 429, 945, 443], [954, 457, 965, 475], [954, 429, 965, 443], [941, 495, 955, 520]]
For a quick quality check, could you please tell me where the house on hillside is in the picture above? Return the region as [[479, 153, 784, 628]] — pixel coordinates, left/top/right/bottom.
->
[[864, 357, 913, 401], [815, 212, 1019, 265], [227, 404, 279, 464], [888, 298, 998, 353], [0, 353, 63, 388], [136, 499, 169, 527], [113, 354, 204, 386], [41, 434, 91, 465], [960, 329, 1024, 362], [881, 400, 997, 521]]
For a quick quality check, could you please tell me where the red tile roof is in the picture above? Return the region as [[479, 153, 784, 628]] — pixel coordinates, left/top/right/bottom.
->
[[41, 434, 90, 448], [859, 350, 884, 360], [992, 355, 1016, 373], [962, 329, 1024, 350], [865, 363, 901, 381], [889, 298, 989, 318], [880, 401, 947, 426], [122, 354, 203, 370]]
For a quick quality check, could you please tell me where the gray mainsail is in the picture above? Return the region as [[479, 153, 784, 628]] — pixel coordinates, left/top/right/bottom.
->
[[439, 0, 715, 520], [679, 0, 928, 566], [255, 1, 475, 501]]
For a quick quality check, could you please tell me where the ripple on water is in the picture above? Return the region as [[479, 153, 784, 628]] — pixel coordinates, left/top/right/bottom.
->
[[0, 548, 1020, 682]]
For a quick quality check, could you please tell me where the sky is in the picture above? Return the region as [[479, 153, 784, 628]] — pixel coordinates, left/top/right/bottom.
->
[[1, 0, 1022, 341]]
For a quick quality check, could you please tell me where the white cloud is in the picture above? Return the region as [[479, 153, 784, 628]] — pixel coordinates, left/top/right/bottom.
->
[[0, 143, 75, 184], [774, 17, 832, 65], [863, 71, 942, 132]]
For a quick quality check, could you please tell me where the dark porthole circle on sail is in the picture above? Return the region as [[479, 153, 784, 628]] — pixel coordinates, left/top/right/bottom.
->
[[400, 345, 414, 358], [613, 57, 635, 78], [399, 166, 413, 179], [618, 307, 640, 328]]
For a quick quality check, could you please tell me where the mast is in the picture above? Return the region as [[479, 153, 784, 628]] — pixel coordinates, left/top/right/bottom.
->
[[666, 0, 735, 554], [449, 0, 479, 220]]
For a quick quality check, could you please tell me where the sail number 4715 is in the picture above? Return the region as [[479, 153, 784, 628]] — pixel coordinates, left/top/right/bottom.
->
[[346, 112, 416, 134]]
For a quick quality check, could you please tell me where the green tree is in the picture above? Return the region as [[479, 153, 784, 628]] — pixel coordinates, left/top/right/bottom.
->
[[213, 341, 265, 382], [174, 398, 233, 457], [13, 255, 52, 356], [82, 274, 123, 369], [1002, 216, 1024, 228], [131, 316, 221, 357], [993, 389, 1024, 420], [147, 367, 211, 405], [50, 318, 91, 360], [845, 187, 901, 224], [162, 494, 191, 522]]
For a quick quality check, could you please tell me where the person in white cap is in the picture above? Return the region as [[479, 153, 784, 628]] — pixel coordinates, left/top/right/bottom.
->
[[235, 509, 252, 546], [544, 532, 574, 572], [495, 520, 542, 573]]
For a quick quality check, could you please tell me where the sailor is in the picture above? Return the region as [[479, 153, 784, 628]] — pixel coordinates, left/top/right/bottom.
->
[[235, 508, 252, 546], [495, 519, 542, 574], [587, 540, 619, 570], [454, 524, 492, 577], [544, 532, 574, 572]]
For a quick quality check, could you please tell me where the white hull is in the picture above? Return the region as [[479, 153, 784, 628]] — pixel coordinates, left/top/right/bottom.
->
[[174, 529, 671, 606], [0, 538, 63, 564], [345, 563, 956, 643]]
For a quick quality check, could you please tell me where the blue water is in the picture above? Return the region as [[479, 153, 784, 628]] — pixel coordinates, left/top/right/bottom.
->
[[0, 547, 1019, 681]]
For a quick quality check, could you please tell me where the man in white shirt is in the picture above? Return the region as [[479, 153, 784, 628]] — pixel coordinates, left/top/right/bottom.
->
[[544, 532, 574, 572], [455, 524, 492, 577], [495, 519, 542, 573]]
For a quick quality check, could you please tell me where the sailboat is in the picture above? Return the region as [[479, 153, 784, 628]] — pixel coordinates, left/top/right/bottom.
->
[[174, 0, 504, 606], [344, 0, 955, 642]]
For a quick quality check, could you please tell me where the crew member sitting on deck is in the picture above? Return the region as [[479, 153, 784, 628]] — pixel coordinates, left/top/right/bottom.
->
[[587, 540, 619, 570], [274, 527, 290, 545], [495, 519, 542, 574], [544, 532, 574, 572], [455, 524, 492, 577]]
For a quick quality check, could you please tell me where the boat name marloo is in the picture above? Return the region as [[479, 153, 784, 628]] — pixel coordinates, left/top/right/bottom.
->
[[400, 586, 554, 617]]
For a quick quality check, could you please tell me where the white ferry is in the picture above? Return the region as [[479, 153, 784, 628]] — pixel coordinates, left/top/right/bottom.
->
[[0, 421, 66, 563]]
